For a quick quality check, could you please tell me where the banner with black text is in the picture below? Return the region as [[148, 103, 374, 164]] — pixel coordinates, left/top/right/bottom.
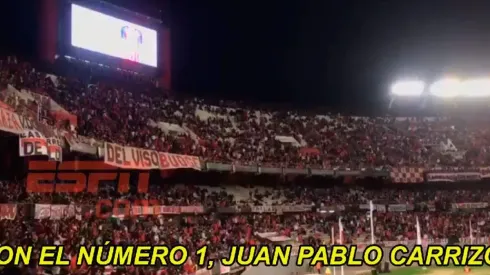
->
[[19, 130, 62, 161]]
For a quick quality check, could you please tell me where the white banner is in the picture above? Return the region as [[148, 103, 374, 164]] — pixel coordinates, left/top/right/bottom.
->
[[131, 206, 154, 216], [250, 205, 274, 213], [49, 205, 65, 220], [19, 129, 48, 157], [19, 130, 62, 161], [34, 204, 75, 219], [34, 204, 51, 219], [360, 204, 386, 212], [256, 232, 278, 238], [104, 142, 201, 170], [480, 167, 490, 178], [250, 205, 312, 213], [452, 202, 488, 209], [427, 172, 481, 182], [388, 204, 414, 212]]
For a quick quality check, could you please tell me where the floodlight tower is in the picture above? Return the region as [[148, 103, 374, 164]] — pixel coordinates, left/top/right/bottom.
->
[[388, 80, 426, 109]]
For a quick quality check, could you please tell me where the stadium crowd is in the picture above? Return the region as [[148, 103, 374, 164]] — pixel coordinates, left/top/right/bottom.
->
[[3, 56, 490, 170], [0, 55, 489, 275], [0, 178, 489, 275]]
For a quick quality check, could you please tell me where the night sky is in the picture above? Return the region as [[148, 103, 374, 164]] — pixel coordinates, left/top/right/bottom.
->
[[4, 0, 490, 114]]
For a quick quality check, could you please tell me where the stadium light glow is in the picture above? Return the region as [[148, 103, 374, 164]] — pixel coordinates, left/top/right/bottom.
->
[[429, 78, 461, 98], [390, 81, 425, 97], [460, 79, 490, 97]]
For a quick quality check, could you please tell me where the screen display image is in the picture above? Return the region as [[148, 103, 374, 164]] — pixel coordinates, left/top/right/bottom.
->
[[71, 4, 158, 67]]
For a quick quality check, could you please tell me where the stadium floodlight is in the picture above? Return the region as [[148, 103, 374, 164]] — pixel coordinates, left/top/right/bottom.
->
[[429, 78, 461, 98], [390, 81, 425, 97], [460, 79, 490, 97]]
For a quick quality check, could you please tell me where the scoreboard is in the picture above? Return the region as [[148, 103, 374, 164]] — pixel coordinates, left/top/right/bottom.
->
[[39, 0, 171, 89]]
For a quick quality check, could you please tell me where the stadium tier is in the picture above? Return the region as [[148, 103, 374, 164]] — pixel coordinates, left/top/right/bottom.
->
[[5, 55, 490, 179], [0, 53, 489, 275], [1, 3, 490, 275]]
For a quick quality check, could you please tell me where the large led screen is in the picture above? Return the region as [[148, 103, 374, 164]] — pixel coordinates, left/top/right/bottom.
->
[[71, 4, 158, 67]]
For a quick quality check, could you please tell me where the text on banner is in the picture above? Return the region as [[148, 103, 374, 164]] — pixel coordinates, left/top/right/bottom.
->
[[104, 142, 201, 170]]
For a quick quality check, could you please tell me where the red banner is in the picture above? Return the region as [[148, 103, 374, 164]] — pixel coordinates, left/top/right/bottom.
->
[[50, 110, 77, 127], [180, 206, 204, 213], [154, 206, 182, 214], [47, 137, 63, 161], [0, 107, 23, 134], [19, 130, 48, 157], [299, 147, 320, 155], [0, 100, 13, 112], [104, 142, 201, 170]]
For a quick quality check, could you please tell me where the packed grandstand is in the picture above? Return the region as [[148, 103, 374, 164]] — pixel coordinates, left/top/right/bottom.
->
[[0, 55, 489, 275]]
